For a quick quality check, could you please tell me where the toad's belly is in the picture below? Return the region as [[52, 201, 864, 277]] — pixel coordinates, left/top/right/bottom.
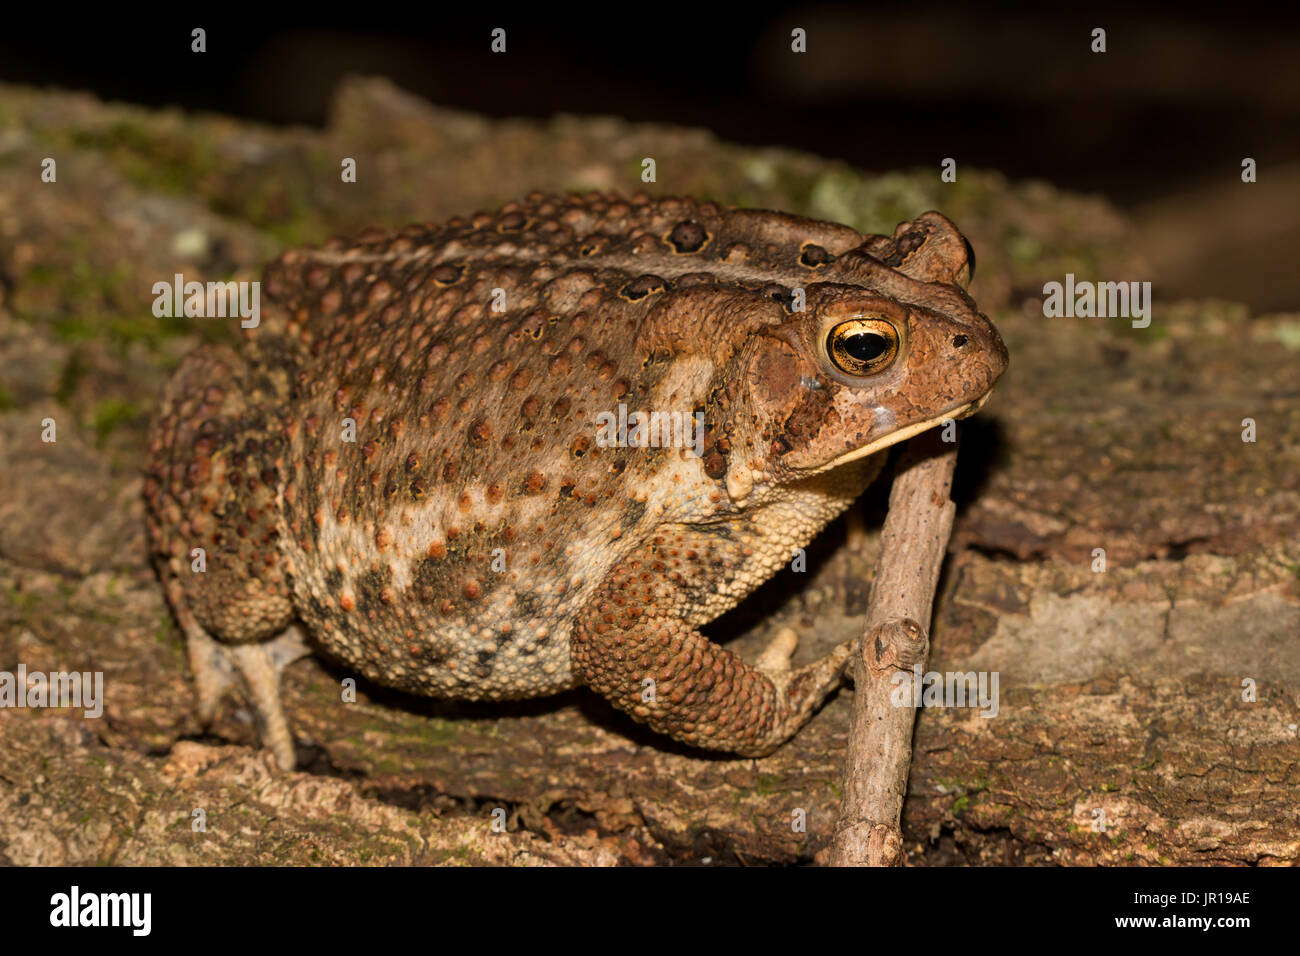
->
[[274, 478, 614, 698], [283, 547, 585, 700], [300, 598, 580, 700]]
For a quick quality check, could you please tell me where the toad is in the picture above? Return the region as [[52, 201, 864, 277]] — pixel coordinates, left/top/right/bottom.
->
[[144, 192, 1007, 769]]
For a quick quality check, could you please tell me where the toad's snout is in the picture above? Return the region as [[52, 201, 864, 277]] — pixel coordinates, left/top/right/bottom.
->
[[948, 312, 1009, 401]]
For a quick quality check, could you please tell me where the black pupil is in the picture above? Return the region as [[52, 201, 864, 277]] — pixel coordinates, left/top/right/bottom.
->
[[844, 332, 887, 363]]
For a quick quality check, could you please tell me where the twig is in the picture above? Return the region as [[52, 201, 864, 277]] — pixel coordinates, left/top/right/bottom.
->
[[827, 430, 958, 866]]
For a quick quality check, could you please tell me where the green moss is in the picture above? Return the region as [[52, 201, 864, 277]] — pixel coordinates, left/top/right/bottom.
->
[[215, 175, 330, 247], [56, 119, 329, 244], [1266, 320, 1300, 350], [3, 584, 40, 613], [1006, 230, 1043, 264], [936, 772, 991, 795], [67, 121, 221, 197], [261, 212, 329, 249], [53, 351, 82, 410], [154, 613, 182, 651], [762, 165, 822, 215], [50, 308, 199, 353], [804, 170, 862, 225], [22, 263, 61, 286], [406, 716, 464, 748], [1115, 320, 1170, 343], [91, 398, 142, 444]]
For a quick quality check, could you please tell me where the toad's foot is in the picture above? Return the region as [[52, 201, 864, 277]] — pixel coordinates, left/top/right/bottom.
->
[[754, 626, 801, 675], [186, 621, 310, 770], [754, 626, 856, 696]]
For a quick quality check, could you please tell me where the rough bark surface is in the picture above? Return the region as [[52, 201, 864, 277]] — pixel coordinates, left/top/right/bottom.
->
[[0, 77, 1296, 865]]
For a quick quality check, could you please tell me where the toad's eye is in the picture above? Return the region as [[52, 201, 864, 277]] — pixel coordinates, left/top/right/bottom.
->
[[826, 318, 900, 377]]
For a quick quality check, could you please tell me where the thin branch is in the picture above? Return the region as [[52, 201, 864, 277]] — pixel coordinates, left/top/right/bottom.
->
[[828, 430, 958, 866]]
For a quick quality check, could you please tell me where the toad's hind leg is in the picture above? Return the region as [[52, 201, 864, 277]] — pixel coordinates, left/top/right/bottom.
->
[[570, 531, 854, 756], [145, 342, 307, 769], [170, 585, 309, 769]]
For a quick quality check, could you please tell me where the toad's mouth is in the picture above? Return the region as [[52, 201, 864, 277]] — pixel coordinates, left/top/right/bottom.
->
[[816, 388, 995, 474]]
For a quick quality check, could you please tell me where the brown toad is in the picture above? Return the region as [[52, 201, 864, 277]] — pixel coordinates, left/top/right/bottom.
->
[[144, 191, 1007, 769]]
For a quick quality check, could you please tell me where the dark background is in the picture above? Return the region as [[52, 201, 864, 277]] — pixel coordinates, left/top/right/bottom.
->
[[3, 0, 1298, 306]]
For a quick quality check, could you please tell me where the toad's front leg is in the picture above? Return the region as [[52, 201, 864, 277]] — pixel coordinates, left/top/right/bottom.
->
[[570, 548, 853, 756]]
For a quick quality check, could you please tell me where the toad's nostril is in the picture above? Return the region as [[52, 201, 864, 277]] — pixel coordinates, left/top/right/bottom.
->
[[952, 334, 968, 348]]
